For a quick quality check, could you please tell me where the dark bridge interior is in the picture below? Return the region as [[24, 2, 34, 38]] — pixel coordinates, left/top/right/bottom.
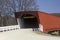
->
[[19, 14, 39, 28]]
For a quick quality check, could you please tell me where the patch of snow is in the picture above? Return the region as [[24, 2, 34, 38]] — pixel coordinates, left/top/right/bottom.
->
[[0, 29, 60, 40], [0, 25, 20, 32]]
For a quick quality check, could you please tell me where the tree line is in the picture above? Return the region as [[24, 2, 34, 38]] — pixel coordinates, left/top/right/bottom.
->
[[0, 0, 39, 26]]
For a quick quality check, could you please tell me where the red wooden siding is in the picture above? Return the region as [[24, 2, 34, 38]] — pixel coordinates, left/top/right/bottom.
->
[[38, 12, 60, 32]]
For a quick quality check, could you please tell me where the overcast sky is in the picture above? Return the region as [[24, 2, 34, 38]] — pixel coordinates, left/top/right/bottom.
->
[[36, 0, 60, 13]]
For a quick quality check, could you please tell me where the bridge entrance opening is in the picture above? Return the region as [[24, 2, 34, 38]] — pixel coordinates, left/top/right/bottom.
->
[[19, 14, 39, 28]]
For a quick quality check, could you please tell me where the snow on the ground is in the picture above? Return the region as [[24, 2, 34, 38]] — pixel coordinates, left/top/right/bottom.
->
[[0, 25, 20, 32], [0, 28, 60, 40]]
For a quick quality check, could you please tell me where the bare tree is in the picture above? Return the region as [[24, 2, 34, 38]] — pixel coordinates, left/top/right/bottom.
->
[[14, 0, 39, 11], [0, 0, 17, 26], [0, 0, 39, 26]]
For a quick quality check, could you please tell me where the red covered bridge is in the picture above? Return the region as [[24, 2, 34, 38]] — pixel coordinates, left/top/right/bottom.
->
[[15, 11, 60, 34]]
